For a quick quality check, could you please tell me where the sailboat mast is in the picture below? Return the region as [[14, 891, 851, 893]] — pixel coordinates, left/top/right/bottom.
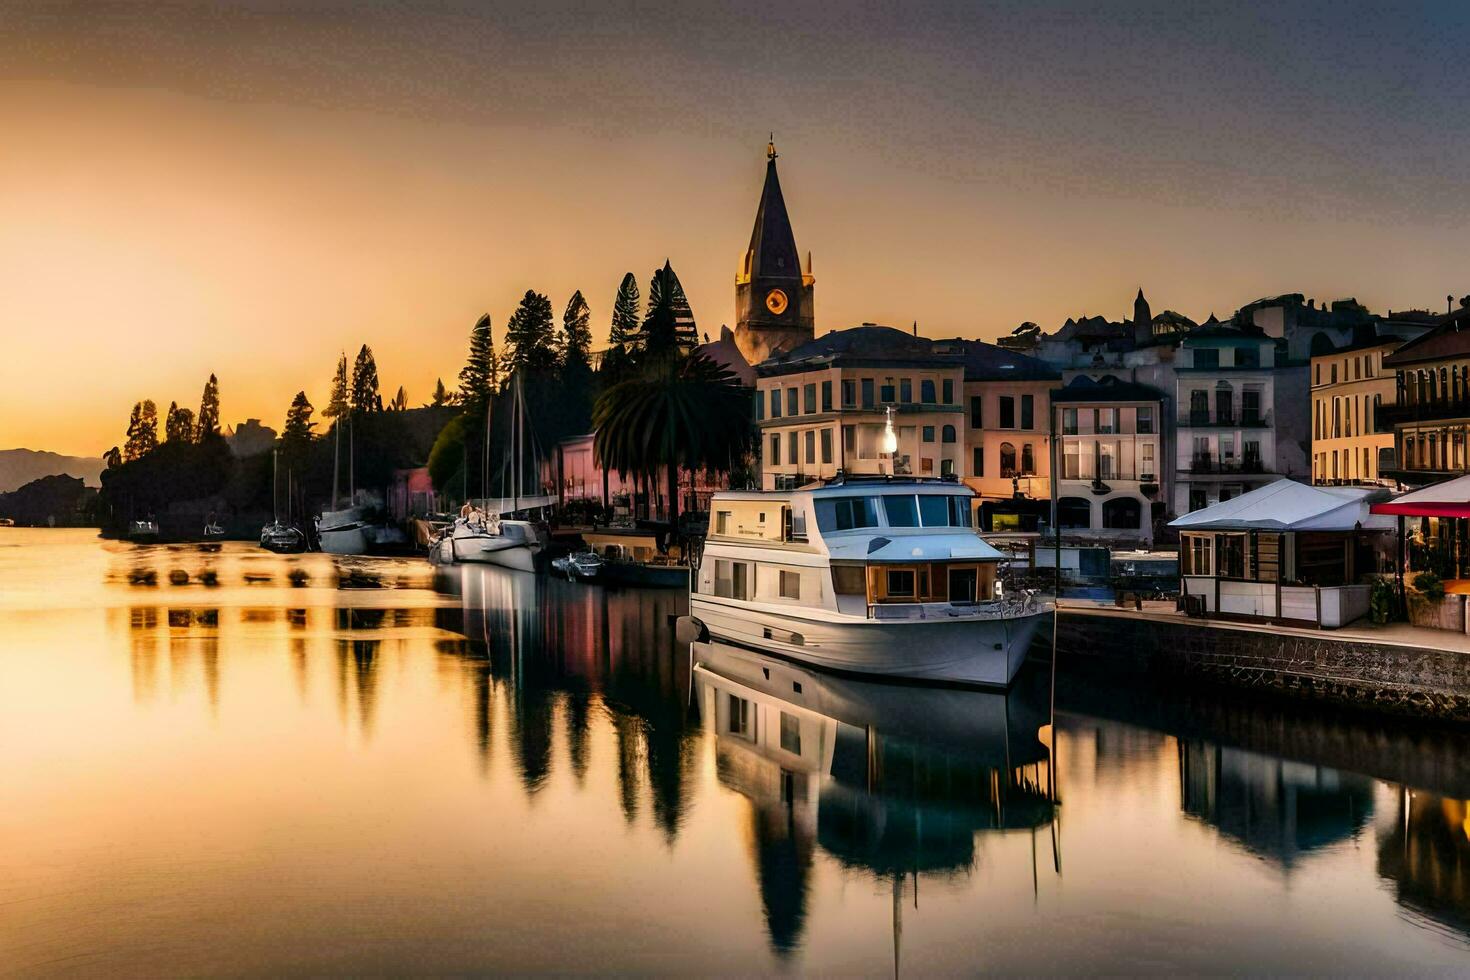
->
[[331, 419, 340, 511], [513, 377, 521, 514], [273, 448, 279, 524], [348, 414, 355, 504]]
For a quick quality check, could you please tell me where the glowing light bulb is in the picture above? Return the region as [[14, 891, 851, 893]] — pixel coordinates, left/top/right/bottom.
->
[[881, 406, 898, 455]]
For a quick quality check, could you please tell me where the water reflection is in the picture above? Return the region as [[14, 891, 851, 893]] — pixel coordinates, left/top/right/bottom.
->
[[692, 641, 1057, 958], [1378, 790, 1470, 942]]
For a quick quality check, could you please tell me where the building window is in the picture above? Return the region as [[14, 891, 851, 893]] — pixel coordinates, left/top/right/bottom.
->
[[1021, 395, 1034, 429], [1184, 535, 1212, 574], [820, 428, 833, 464], [821, 380, 832, 412], [841, 380, 856, 407], [1141, 442, 1155, 479], [941, 424, 956, 443], [805, 429, 816, 465], [1097, 408, 1116, 434], [921, 379, 937, 403], [779, 569, 801, 600], [1195, 348, 1219, 369], [922, 425, 935, 443], [803, 383, 816, 414], [1137, 406, 1154, 434], [770, 433, 780, 464], [880, 380, 896, 403], [900, 378, 912, 403], [941, 458, 955, 477], [969, 395, 983, 428], [728, 694, 751, 736], [861, 378, 875, 409], [1218, 534, 1246, 579], [1058, 497, 1090, 529], [1063, 441, 1080, 479], [999, 396, 1016, 428], [920, 457, 934, 473], [715, 560, 750, 600], [1189, 487, 1208, 512], [715, 511, 731, 534], [787, 433, 798, 465], [973, 446, 984, 477], [943, 379, 954, 403], [1062, 408, 1078, 435], [1021, 443, 1034, 474], [1102, 497, 1141, 529], [770, 389, 781, 418], [779, 711, 801, 754], [787, 387, 799, 416], [843, 425, 856, 457], [754, 390, 764, 421], [1098, 442, 1116, 479], [1000, 442, 1017, 478]]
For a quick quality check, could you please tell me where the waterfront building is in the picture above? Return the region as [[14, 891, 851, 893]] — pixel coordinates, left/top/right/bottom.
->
[[1379, 302, 1470, 487], [1174, 322, 1309, 515], [1171, 479, 1394, 628], [753, 326, 966, 490], [1051, 375, 1168, 548], [958, 340, 1059, 531], [1310, 330, 1412, 487]]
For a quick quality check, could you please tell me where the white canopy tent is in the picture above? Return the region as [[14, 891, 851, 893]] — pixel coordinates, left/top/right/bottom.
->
[[1169, 480, 1395, 533]]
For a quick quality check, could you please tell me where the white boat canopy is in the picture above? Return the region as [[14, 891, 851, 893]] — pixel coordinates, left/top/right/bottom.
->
[[1168, 479, 1395, 532], [824, 531, 1007, 564]]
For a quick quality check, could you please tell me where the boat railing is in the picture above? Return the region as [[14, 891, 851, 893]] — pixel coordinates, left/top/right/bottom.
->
[[867, 594, 1049, 620]]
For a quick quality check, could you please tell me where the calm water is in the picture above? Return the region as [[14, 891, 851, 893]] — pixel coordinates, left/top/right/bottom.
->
[[1, 529, 1467, 975]]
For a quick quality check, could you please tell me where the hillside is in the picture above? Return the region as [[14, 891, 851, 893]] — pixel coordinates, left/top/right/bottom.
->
[[0, 449, 105, 492]]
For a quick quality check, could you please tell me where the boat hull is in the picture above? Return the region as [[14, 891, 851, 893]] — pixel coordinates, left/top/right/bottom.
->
[[688, 596, 1049, 688], [434, 534, 539, 572]]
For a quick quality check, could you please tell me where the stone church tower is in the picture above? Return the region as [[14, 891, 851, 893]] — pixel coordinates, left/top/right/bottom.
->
[[733, 142, 815, 366]]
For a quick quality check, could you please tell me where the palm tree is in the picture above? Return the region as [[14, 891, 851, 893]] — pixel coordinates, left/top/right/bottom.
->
[[593, 351, 751, 532]]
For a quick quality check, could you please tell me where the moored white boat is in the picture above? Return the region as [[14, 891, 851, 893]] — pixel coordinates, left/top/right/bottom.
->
[[552, 550, 603, 580], [683, 477, 1050, 688], [431, 513, 543, 572]]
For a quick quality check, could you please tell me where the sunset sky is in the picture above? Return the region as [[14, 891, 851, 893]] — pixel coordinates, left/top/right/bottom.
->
[[4, 1, 1470, 456]]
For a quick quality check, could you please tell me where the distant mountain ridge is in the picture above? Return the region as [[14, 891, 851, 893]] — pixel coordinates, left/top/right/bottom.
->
[[0, 449, 105, 492]]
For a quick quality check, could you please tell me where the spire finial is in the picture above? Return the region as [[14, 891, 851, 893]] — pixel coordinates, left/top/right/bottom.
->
[[767, 134, 777, 161]]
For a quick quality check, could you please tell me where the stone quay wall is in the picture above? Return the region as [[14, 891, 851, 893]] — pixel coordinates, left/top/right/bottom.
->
[[1042, 610, 1470, 723]]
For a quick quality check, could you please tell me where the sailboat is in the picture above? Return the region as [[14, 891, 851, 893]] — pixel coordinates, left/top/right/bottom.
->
[[317, 369, 408, 555], [431, 375, 548, 571], [260, 448, 306, 553]]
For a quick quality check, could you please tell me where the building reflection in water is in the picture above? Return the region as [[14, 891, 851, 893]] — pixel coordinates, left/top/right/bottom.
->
[[1178, 741, 1374, 871], [692, 641, 1058, 960], [1378, 789, 1470, 943]]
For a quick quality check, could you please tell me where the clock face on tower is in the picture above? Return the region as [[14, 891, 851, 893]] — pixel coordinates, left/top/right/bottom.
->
[[765, 289, 789, 315]]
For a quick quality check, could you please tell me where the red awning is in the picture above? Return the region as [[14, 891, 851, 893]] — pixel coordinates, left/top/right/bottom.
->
[[1370, 501, 1470, 518]]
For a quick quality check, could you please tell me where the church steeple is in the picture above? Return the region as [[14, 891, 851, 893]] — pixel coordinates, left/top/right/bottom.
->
[[1134, 288, 1151, 326], [734, 140, 815, 366]]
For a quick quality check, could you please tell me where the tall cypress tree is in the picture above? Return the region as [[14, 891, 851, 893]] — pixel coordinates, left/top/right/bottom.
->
[[350, 345, 380, 413], [281, 391, 315, 459], [324, 354, 350, 420], [124, 399, 159, 461], [503, 290, 558, 374], [561, 290, 593, 372], [642, 262, 691, 361], [431, 378, 450, 407], [457, 314, 498, 410], [196, 374, 220, 440], [603, 272, 640, 380], [165, 402, 195, 443]]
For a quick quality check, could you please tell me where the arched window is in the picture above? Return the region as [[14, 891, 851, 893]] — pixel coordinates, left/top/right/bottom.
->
[[1310, 332, 1335, 358], [1021, 443, 1035, 474], [999, 442, 1017, 478], [941, 424, 957, 444], [1057, 497, 1091, 529], [1102, 497, 1141, 529]]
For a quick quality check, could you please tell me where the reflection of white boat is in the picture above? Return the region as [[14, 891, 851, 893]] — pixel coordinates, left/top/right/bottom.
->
[[552, 550, 603, 580], [0, 518, 15, 527], [431, 514, 543, 572], [685, 478, 1050, 688]]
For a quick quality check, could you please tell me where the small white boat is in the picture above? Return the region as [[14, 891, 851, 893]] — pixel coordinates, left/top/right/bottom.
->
[[128, 519, 160, 542], [259, 521, 306, 553], [683, 477, 1051, 688], [552, 550, 603, 581], [431, 513, 543, 572]]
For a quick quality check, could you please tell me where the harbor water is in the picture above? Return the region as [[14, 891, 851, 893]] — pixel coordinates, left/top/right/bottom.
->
[[1, 529, 1466, 974]]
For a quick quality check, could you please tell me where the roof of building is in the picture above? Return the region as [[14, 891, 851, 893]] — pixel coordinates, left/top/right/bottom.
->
[[1383, 306, 1470, 367], [1170, 480, 1394, 532], [952, 339, 1060, 382], [697, 326, 756, 385], [1050, 374, 1166, 404], [1183, 322, 1268, 344], [755, 324, 963, 375]]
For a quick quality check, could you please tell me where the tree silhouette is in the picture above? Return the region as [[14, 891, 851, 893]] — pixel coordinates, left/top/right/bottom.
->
[[324, 354, 350, 420], [431, 378, 450, 407], [561, 290, 593, 372], [391, 385, 408, 411], [124, 399, 160, 461], [458, 314, 499, 411], [196, 374, 220, 440], [503, 290, 558, 374], [164, 401, 195, 443], [104, 446, 122, 469], [642, 261, 696, 361], [281, 391, 315, 461], [350, 345, 380, 414], [604, 272, 641, 379]]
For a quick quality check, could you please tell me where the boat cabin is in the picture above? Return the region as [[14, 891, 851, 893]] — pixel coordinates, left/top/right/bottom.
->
[[698, 479, 1004, 618]]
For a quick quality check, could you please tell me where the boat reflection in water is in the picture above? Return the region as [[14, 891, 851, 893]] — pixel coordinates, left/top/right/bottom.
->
[[692, 640, 1059, 959]]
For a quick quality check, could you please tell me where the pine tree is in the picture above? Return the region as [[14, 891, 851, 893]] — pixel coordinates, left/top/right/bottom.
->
[[164, 401, 195, 443], [561, 290, 593, 372], [502, 290, 558, 374], [124, 399, 159, 461], [431, 378, 450, 407], [324, 354, 350, 420], [641, 262, 694, 361], [350, 344, 380, 413], [281, 391, 315, 457], [457, 314, 498, 410], [196, 374, 220, 440], [603, 272, 640, 379]]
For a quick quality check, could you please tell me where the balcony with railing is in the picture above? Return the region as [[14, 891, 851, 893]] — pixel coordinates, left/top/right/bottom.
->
[[1177, 408, 1272, 428], [1185, 453, 1268, 476], [1376, 397, 1470, 428]]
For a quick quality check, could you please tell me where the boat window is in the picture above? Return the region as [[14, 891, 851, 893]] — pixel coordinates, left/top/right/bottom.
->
[[882, 495, 919, 527], [714, 560, 750, 600], [949, 496, 971, 527], [886, 569, 916, 597], [779, 570, 801, 600], [814, 496, 879, 532], [831, 565, 866, 595], [918, 495, 950, 527]]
